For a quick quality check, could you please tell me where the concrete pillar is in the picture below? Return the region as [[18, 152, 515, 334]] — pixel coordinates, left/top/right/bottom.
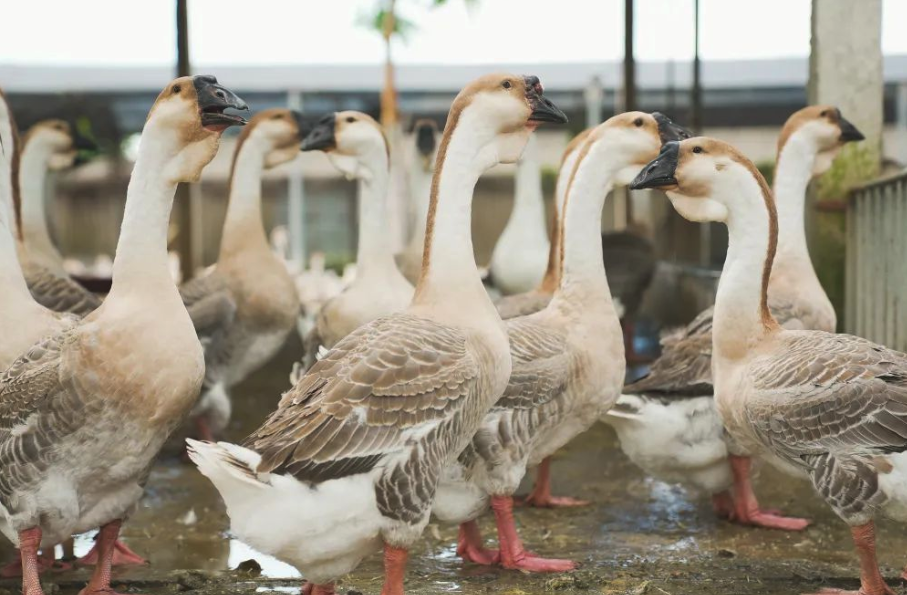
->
[[584, 76, 604, 129], [287, 90, 306, 270], [808, 0, 883, 327]]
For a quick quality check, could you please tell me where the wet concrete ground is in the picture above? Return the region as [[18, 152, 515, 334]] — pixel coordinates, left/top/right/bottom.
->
[[2, 337, 907, 595]]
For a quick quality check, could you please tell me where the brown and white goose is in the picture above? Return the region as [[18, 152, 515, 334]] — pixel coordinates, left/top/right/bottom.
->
[[492, 127, 591, 322], [179, 108, 304, 440], [433, 112, 689, 571], [396, 119, 438, 285], [0, 75, 247, 595], [606, 107, 864, 529], [632, 137, 907, 595], [188, 74, 567, 595], [18, 120, 102, 317], [302, 110, 415, 362]]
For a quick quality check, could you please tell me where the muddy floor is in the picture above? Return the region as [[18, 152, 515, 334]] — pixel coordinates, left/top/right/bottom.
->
[[2, 336, 906, 595]]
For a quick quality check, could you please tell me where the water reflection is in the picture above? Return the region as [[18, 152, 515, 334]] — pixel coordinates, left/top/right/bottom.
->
[[229, 538, 300, 579]]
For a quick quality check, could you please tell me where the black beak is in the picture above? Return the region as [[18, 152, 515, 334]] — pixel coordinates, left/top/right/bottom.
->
[[523, 75, 568, 125], [415, 121, 436, 157], [652, 112, 692, 144], [838, 115, 865, 143], [292, 111, 313, 145], [630, 141, 680, 190], [301, 113, 336, 152], [194, 74, 249, 130]]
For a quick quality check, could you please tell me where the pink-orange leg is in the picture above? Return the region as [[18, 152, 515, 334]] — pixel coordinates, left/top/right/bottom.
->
[[18, 527, 44, 595], [456, 521, 499, 566], [729, 455, 810, 531], [520, 458, 590, 508], [491, 495, 576, 572], [803, 521, 895, 595], [195, 416, 216, 442], [301, 583, 336, 595], [379, 543, 409, 595], [1, 546, 71, 578], [77, 537, 146, 567], [78, 519, 135, 595]]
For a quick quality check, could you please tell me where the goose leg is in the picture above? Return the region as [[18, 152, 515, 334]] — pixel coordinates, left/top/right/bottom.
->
[[519, 458, 590, 508], [456, 521, 499, 566], [18, 528, 44, 595], [802, 521, 895, 595], [78, 520, 136, 595], [77, 536, 146, 567], [491, 495, 576, 572], [195, 416, 216, 443], [301, 582, 336, 595], [61, 538, 75, 562], [711, 490, 736, 519], [379, 543, 408, 595], [729, 455, 810, 531]]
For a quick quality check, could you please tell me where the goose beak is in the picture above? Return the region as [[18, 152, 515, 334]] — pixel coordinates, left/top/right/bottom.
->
[[292, 111, 313, 145], [415, 122, 436, 157], [652, 112, 692, 144], [630, 141, 680, 190], [838, 116, 865, 143], [194, 75, 249, 131], [301, 114, 336, 152], [523, 75, 568, 124]]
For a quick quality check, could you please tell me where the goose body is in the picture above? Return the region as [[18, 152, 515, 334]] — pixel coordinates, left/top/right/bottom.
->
[[0, 76, 248, 595], [181, 108, 304, 438], [631, 134, 907, 595], [488, 135, 550, 296], [189, 74, 568, 595], [303, 112, 414, 365], [606, 107, 862, 524], [434, 112, 688, 570]]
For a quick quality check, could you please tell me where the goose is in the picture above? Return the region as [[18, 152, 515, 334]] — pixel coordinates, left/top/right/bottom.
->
[[631, 135, 907, 595], [302, 111, 414, 365], [605, 107, 864, 530], [0, 75, 247, 595], [488, 134, 550, 295], [396, 119, 439, 285], [433, 111, 690, 570], [492, 128, 591, 321], [17, 120, 102, 317], [187, 73, 568, 595], [179, 108, 305, 440]]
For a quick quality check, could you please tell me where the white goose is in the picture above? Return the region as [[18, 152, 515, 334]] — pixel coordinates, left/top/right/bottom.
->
[[631, 135, 907, 595], [0, 75, 247, 595], [433, 112, 688, 571], [18, 120, 102, 317], [606, 107, 864, 529], [396, 119, 438, 285], [188, 74, 567, 595], [179, 107, 305, 440], [488, 134, 549, 295], [302, 111, 414, 362]]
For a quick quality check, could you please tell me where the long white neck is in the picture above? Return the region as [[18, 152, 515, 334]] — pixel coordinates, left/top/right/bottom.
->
[[554, 138, 620, 305], [19, 140, 64, 270], [539, 147, 581, 292], [506, 141, 548, 240], [354, 146, 395, 275], [711, 173, 777, 361], [773, 135, 816, 266], [220, 136, 271, 259], [405, 159, 432, 253], [108, 139, 179, 300]]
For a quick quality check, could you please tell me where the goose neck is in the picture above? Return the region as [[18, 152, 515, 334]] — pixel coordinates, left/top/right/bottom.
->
[[220, 136, 270, 258], [355, 151, 395, 274], [19, 141, 63, 269], [773, 136, 815, 265]]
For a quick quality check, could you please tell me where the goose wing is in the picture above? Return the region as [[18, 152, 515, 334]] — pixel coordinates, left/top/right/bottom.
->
[[245, 313, 480, 483], [180, 271, 236, 337], [494, 317, 570, 410], [494, 291, 552, 321], [745, 332, 907, 517], [25, 266, 102, 317]]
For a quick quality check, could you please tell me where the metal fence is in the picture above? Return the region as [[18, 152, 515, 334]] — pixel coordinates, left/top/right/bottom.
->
[[846, 171, 907, 350]]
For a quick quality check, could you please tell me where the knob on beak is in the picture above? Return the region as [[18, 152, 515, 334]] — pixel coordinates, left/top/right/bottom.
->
[[838, 115, 865, 143], [292, 111, 313, 143], [301, 113, 337, 152], [652, 112, 693, 144], [194, 74, 249, 131], [523, 75, 568, 125]]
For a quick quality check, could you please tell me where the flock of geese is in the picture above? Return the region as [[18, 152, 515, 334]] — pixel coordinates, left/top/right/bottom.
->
[[0, 71, 904, 595]]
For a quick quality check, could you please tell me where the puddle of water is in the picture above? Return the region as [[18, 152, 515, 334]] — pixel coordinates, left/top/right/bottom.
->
[[228, 539, 300, 579]]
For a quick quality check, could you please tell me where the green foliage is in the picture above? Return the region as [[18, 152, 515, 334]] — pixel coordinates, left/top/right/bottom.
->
[[359, 0, 478, 41], [324, 253, 355, 276], [755, 160, 775, 188]]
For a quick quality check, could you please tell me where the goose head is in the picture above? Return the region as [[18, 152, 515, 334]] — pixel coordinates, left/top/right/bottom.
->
[[24, 119, 97, 171], [590, 111, 691, 185], [630, 137, 772, 224], [414, 118, 439, 171], [777, 105, 865, 176], [236, 108, 310, 170], [446, 73, 568, 171], [143, 75, 248, 183], [301, 110, 387, 181]]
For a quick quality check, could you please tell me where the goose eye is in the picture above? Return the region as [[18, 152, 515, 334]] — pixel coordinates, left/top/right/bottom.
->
[[502, 80, 512, 90], [272, 114, 282, 120], [820, 110, 829, 117], [172, 84, 181, 94], [633, 117, 643, 127], [692, 146, 703, 154], [346, 116, 355, 123]]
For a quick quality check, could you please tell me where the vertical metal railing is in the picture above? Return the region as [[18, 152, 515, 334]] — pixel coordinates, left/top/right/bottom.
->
[[846, 171, 907, 350]]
